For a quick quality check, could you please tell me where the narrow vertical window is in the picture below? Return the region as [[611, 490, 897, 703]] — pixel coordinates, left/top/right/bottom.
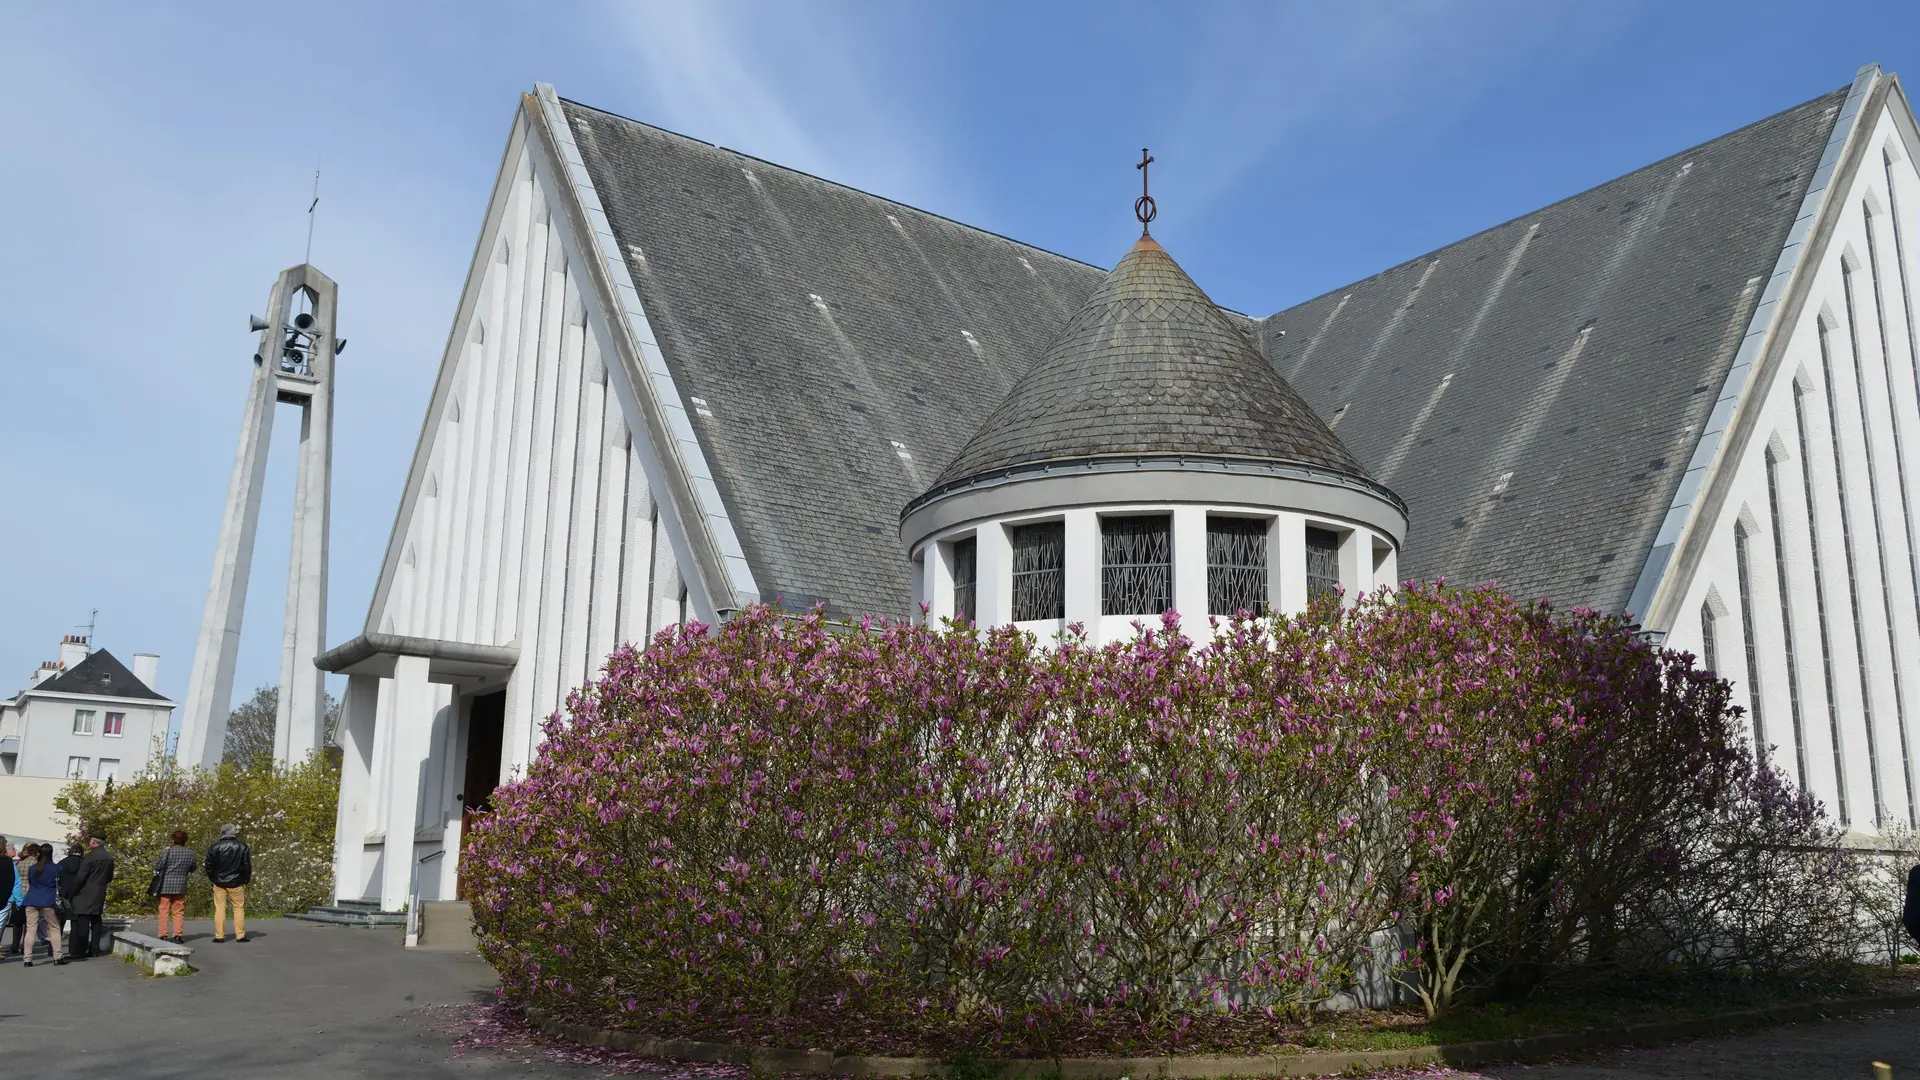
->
[[1010, 521, 1065, 622], [1887, 153, 1920, 436], [1101, 515, 1173, 616], [1305, 527, 1342, 600], [1845, 264, 1917, 825], [1735, 522, 1766, 756], [1821, 320, 1888, 824], [1207, 517, 1268, 616], [1765, 451, 1810, 789], [1700, 601, 1720, 675], [1796, 385, 1851, 824], [951, 536, 978, 625]]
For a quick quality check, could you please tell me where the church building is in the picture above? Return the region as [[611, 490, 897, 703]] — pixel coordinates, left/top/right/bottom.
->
[[320, 64, 1920, 912]]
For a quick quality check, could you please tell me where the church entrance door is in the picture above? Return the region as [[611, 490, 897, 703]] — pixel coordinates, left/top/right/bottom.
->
[[457, 690, 506, 899]]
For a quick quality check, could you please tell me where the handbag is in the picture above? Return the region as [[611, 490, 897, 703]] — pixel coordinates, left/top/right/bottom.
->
[[146, 867, 164, 899]]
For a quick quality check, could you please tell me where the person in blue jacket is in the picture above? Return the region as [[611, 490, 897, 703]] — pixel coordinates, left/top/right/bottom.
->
[[20, 843, 65, 966]]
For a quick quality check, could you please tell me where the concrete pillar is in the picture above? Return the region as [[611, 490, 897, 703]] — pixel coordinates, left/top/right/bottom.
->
[[1064, 510, 1100, 639], [182, 264, 338, 771], [278, 362, 333, 764], [1171, 507, 1208, 631], [977, 523, 1012, 627], [924, 537, 955, 623], [379, 654, 433, 912], [1274, 514, 1308, 616], [331, 674, 379, 902]]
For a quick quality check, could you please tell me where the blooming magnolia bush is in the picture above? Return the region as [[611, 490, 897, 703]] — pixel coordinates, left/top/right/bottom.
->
[[465, 584, 1856, 1054]]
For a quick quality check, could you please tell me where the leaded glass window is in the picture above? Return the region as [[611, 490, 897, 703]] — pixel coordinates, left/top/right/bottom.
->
[[1795, 384, 1849, 824], [1765, 450, 1808, 789], [1734, 521, 1765, 755], [951, 536, 977, 624], [1305, 527, 1342, 600], [1699, 601, 1719, 676], [1208, 517, 1267, 616], [1102, 515, 1172, 616], [1010, 522, 1065, 621]]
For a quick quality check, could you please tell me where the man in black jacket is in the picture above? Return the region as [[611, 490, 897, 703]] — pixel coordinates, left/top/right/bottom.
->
[[68, 834, 115, 959], [205, 824, 252, 943]]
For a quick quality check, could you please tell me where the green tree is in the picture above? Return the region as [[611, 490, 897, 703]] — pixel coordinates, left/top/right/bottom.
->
[[222, 685, 343, 770], [54, 753, 339, 917]]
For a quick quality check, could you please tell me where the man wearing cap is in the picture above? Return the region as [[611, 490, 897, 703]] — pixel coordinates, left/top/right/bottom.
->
[[204, 824, 253, 944]]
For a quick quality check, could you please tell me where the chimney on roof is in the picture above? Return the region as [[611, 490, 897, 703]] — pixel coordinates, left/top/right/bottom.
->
[[132, 653, 159, 690], [32, 660, 60, 687], [59, 635, 89, 672]]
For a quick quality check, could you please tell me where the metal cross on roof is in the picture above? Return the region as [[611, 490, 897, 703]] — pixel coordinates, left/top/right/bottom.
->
[[1135, 148, 1157, 230]]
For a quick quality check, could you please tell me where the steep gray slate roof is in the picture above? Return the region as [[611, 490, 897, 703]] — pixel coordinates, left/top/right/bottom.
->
[[30, 650, 167, 701], [935, 235, 1370, 486], [563, 101, 1105, 618], [1262, 86, 1847, 613]]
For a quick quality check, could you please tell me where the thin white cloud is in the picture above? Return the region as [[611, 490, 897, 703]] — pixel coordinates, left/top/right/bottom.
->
[[1149, 0, 1643, 228], [593, 0, 948, 207]]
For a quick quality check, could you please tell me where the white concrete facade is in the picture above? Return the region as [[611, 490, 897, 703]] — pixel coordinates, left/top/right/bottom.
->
[[1645, 68, 1920, 837], [325, 88, 707, 911]]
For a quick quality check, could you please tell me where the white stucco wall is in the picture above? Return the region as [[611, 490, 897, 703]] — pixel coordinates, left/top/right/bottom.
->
[[1662, 98, 1920, 835]]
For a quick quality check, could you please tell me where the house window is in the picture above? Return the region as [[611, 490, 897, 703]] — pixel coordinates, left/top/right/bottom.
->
[[72, 709, 95, 735], [951, 536, 978, 624], [96, 758, 120, 782], [1699, 601, 1719, 675], [1101, 515, 1172, 616], [1207, 517, 1268, 616], [67, 756, 89, 779], [104, 712, 125, 737], [1734, 522, 1765, 756], [1010, 521, 1065, 622], [1305, 527, 1342, 600]]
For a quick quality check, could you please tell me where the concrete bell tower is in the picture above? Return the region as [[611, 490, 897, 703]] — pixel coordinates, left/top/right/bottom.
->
[[177, 264, 339, 770]]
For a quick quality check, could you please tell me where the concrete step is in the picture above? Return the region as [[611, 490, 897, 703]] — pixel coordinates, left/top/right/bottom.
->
[[414, 900, 476, 951], [289, 906, 408, 927]]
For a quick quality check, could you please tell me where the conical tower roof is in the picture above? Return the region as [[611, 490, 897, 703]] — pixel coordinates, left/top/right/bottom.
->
[[931, 235, 1371, 488]]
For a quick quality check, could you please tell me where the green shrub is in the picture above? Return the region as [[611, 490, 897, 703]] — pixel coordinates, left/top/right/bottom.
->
[[54, 754, 338, 917]]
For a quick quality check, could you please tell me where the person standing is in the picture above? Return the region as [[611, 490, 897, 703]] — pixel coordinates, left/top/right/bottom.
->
[[7, 843, 30, 957], [56, 843, 82, 942], [69, 834, 115, 960], [205, 824, 252, 944], [20, 844, 65, 966], [152, 831, 195, 944]]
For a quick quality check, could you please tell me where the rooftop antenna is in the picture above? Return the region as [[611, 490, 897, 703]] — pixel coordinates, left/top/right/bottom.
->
[[76, 608, 97, 648], [304, 161, 321, 266]]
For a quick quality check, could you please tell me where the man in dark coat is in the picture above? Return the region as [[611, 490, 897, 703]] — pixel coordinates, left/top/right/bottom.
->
[[205, 824, 252, 943], [68, 834, 115, 959]]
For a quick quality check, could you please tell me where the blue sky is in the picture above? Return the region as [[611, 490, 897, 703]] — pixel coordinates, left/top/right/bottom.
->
[[1, 0, 1913, 722]]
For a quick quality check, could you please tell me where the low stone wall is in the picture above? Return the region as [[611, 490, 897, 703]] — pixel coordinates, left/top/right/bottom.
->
[[527, 993, 1920, 1078], [111, 930, 192, 976]]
